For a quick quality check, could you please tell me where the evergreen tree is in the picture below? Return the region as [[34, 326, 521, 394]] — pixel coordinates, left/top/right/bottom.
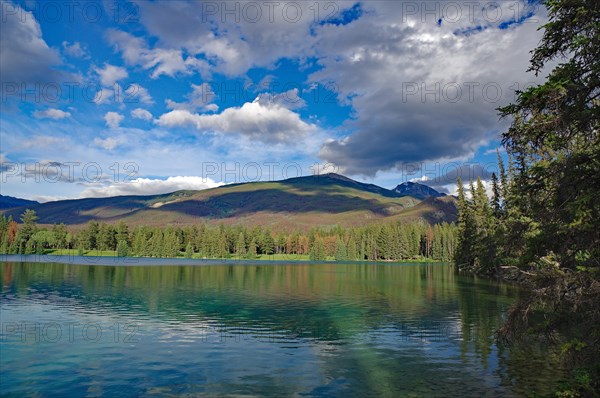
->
[[97, 223, 116, 251], [247, 238, 257, 259], [184, 242, 194, 258], [16, 209, 38, 253], [52, 224, 68, 249], [491, 172, 502, 218], [334, 236, 348, 261], [497, 149, 508, 201], [347, 235, 358, 261], [261, 231, 275, 256], [235, 232, 246, 258], [81, 221, 99, 250], [310, 236, 327, 261], [116, 221, 129, 244], [163, 228, 180, 258], [116, 240, 129, 257], [455, 177, 476, 270], [493, 1, 600, 391]]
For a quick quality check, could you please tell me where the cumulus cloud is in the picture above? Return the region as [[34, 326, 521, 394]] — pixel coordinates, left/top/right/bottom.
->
[[131, 108, 153, 121], [310, 1, 547, 175], [415, 163, 498, 194], [108, 1, 361, 77], [80, 176, 224, 198], [62, 41, 89, 59], [93, 137, 118, 151], [102, 0, 546, 176], [33, 108, 71, 120], [165, 83, 217, 112], [93, 87, 114, 105], [104, 112, 124, 129], [156, 97, 317, 143], [106, 29, 209, 79], [255, 88, 306, 110], [95, 63, 128, 87], [124, 83, 153, 104], [93, 83, 153, 105], [0, 2, 66, 90]]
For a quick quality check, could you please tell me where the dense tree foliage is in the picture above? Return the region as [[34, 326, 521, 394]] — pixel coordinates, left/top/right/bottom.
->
[[456, 1, 600, 394], [0, 211, 456, 262]]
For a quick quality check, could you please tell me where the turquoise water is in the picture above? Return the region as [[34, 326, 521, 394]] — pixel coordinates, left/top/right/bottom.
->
[[0, 261, 561, 397]]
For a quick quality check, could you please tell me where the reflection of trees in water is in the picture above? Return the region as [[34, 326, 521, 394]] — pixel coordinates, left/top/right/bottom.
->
[[0, 261, 562, 395], [2, 262, 461, 334], [455, 274, 566, 395]]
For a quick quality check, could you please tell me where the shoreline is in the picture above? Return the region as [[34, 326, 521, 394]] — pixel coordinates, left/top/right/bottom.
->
[[0, 254, 449, 267]]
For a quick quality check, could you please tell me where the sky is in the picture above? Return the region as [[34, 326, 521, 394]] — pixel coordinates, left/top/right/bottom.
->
[[0, 0, 547, 202]]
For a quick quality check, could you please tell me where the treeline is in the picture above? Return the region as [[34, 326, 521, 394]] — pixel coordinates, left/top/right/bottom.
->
[[0, 210, 456, 262], [456, 148, 599, 275], [454, 152, 508, 273]]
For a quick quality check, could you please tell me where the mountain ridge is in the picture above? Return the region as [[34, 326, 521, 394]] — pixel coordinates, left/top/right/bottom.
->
[[393, 181, 446, 200], [1, 174, 455, 229], [0, 195, 40, 210]]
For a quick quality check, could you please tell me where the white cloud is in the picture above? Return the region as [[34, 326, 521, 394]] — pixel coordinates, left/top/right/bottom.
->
[[104, 111, 124, 129], [311, 1, 548, 175], [80, 176, 224, 198], [156, 97, 317, 143], [31, 195, 70, 203], [131, 108, 153, 121], [165, 82, 217, 112], [93, 87, 114, 105], [93, 137, 118, 151], [93, 83, 152, 105], [33, 108, 71, 120], [62, 41, 89, 59], [21, 136, 66, 149], [128, 0, 345, 77], [255, 88, 306, 110], [95, 63, 128, 87], [124, 83, 153, 104], [484, 147, 506, 155], [106, 29, 209, 79], [409, 176, 431, 183], [0, 2, 66, 90]]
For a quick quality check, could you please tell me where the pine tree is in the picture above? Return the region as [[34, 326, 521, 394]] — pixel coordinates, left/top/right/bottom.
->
[[184, 242, 194, 258], [247, 238, 257, 259], [0, 233, 8, 254], [16, 209, 38, 253], [335, 236, 348, 261], [347, 235, 358, 261], [310, 236, 327, 261], [97, 223, 116, 251], [235, 232, 246, 259], [82, 221, 99, 250], [491, 172, 502, 218], [497, 149, 508, 201], [455, 177, 476, 270], [261, 231, 275, 256], [116, 221, 129, 244], [116, 240, 129, 257]]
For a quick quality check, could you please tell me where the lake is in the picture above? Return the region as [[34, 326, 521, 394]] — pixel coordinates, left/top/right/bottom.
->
[[1, 260, 563, 397]]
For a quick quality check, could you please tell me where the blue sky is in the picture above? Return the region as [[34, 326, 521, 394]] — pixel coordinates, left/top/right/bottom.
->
[[1, 0, 545, 201]]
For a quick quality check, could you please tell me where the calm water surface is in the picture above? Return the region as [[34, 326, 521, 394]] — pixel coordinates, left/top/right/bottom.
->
[[1, 261, 562, 397]]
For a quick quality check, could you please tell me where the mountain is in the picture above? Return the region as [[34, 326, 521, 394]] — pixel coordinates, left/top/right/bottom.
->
[[1, 173, 456, 229], [392, 182, 446, 200], [0, 195, 39, 210]]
